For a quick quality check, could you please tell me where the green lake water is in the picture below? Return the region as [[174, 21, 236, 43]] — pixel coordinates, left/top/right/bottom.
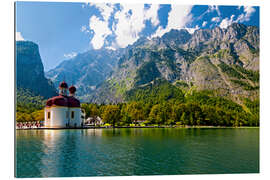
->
[[16, 128, 259, 177]]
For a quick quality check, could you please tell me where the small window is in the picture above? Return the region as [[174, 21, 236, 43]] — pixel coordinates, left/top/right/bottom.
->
[[71, 111, 75, 119], [48, 112, 51, 119]]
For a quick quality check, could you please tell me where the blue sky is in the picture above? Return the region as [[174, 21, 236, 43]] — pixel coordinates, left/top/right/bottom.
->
[[16, 2, 259, 71]]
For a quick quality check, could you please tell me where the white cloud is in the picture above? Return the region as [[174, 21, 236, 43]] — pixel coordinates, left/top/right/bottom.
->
[[89, 15, 112, 49], [64, 52, 77, 59], [16, 32, 24, 41], [113, 4, 161, 47], [84, 4, 257, 49], [87, 3, 114, 49], [186, 25, 199, 34], [208, 5, 221, 16], [144, 4, 160, 26], [202, 21, 207, 27], [86, 3, 161, 49], [219, 18, 230, 29], [236, 6, 255, 23], [219, 6, 256, 29], [211, 17, 221, 23], [113, 4, 146, 47], [105, 46, 116, 51], [93, 3, 114, 22], [219, 15, 235, 29], [81, 25, 87, 32], [244, 6, 256, 15], [152, 5, 193, 38]]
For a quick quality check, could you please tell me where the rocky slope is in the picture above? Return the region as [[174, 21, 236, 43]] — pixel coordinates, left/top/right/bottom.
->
[[88, 23, 259, 104], [45, 48, 123, 99], [16, 41, 57, 99]]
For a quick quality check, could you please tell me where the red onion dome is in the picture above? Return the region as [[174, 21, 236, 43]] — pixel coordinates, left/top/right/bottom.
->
[[67, 96, 80, 107], [46, 95, 68, 107], [69, 85, 76, 94], [59, 81, 68, 88], [46, 99, 53, 107]]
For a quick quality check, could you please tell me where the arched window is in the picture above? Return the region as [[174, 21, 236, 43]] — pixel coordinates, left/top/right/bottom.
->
[[71, 111, 75, 119], [48, 112, 51, 119]]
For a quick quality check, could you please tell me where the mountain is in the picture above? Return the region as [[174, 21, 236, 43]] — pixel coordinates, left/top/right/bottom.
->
[[88, 23, 259, 105], [45, 48, 123, 100], [16, 41, 57, 99]]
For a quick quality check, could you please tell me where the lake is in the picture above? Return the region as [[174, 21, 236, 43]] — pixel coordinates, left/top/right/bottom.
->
[[16, 128, 259, 177]]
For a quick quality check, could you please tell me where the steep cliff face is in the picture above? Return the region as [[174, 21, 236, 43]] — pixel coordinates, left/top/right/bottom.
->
[[88, 23, 259, 104], [16, 41, 57, 98]]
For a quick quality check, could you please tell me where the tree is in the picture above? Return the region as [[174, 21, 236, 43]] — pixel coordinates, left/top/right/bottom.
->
[[81, 103, 91, 118], [31, 109, 44, 122], [16, 112, 33, 122], [148, 104, 160, 125], [120, 104, 132, 126], [148, 104, 169, 125], [89, 104, 99, 118], [101, 105, 121, 127], [180, 112, 186, 125], [126, 102, 144, 125], [81, 103, 99, 119], [189, 115, 194, 125]]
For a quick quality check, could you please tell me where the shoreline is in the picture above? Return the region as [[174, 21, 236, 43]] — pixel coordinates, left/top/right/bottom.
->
[[16, 125, 259, 130]]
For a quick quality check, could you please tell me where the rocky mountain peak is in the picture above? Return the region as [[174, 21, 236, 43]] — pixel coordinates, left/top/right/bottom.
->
[[162, 28, 192, 45], [224, 23, 247, 41]]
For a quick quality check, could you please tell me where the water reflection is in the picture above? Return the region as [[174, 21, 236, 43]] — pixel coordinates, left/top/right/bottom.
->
[[81, 128, 103, 137], [41, 130, 82, 177], [16, 128, 259, 177]]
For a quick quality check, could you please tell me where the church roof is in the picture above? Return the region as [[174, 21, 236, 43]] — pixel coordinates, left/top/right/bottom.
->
[[59, 81, 68, 88], [46, 81, 80, 108], [67, 96, 80, 107], [46, 95, 80, 108], [69, 85, 76, 94]]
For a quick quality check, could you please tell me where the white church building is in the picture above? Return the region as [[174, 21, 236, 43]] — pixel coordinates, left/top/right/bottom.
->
[[44, 81, 83, 128]]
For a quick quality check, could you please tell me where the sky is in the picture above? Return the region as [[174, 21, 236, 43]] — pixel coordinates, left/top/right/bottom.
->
[[15, 2, 259, 71]]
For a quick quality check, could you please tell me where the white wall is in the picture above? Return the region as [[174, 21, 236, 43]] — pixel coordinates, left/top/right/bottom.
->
[[44, 107, 82, 128], [68, 108, 82, 127], [45, 107, 69, 128]]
